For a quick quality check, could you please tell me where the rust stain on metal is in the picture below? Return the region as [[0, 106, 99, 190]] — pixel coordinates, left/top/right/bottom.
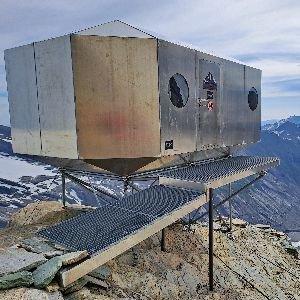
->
[[71, 36, 160, 159]]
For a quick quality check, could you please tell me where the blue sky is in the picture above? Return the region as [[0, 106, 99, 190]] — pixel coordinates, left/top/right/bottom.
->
[[0, 0, 300, 125]]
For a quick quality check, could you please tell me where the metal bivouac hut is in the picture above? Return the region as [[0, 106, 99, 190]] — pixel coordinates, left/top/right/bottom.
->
[[4, 20, 279, 289]]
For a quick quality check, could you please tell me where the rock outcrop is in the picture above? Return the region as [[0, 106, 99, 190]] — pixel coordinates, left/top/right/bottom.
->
[[0, 248, 46, 275], [0, 201, 299, 299]]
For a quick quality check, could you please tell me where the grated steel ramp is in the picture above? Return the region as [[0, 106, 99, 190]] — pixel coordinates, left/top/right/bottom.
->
[[159, 156, 279, 187], [39, 155, 279, 287], [38, 185, 201, 255]]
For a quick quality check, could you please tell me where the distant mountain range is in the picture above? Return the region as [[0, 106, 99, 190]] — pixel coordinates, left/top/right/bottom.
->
[[224, 116, 300, 240], [261, 119, 279, 126], [0, 117, 299, 241], [261, 115, 300, 127]]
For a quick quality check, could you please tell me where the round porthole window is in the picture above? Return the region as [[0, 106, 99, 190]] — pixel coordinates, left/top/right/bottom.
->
[[248, 87, 258, 111], [168, 73, 189, 108]]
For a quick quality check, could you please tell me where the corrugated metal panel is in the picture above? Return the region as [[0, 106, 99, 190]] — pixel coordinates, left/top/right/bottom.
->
[[220, 61, 245, 147], [195, 53, 260, 150], [72, 35, 160, 159], [158, 40, 197, 156], [196, 59, 222, 149], [4, 44, 42, 155], [77, 20, 154, 38], [34, 35, 78, 158]]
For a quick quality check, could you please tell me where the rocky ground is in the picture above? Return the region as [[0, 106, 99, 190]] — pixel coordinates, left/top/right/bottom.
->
[[0, 201, 299, 300]]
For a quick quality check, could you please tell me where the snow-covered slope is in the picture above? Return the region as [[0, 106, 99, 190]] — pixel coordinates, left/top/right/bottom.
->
[[0, 126, 58, 226]]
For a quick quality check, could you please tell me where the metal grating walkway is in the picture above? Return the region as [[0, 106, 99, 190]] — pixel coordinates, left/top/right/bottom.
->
[[39, 156, 279, 255], [159, 156, 279, 184], [38, 185, 201, 254], [38, 155, 279, 287]]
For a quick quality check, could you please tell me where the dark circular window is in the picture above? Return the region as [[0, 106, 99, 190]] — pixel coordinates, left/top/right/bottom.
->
[[168, 73, 189, 108], [248, 87, 258, 111]]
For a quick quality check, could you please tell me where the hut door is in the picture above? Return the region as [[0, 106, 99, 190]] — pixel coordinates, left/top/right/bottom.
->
[[196, 60, 221, 150]]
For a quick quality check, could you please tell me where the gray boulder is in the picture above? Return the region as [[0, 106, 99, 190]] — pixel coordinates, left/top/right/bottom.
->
[[33, 256, 62, 288], [89, 265, 111, 280], [0, 271, 33, 290], [20, 237, 64, 258], [0, 248, 47, 276], [61, 277, 89, 294], [60, 251, 88, 265]]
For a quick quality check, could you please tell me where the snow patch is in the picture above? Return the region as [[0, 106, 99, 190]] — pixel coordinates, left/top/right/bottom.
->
[[69, 189, 82, 205], [0, 155, 54, 182], [8, 204, 18, 209], [291, 241, 300, 249], [1, 138, 11, 143]]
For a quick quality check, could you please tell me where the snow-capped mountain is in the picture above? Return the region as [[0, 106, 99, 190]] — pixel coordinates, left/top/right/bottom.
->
[[229, 116, 300, 240], [0, 117, 299, 241]]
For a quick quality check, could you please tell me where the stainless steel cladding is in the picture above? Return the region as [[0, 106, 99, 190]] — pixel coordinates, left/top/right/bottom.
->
[[4, 21, 261, 175]]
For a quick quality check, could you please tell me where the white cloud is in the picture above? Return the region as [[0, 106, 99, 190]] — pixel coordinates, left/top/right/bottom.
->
[[252, 60, 300, 79], [0, 0, 299, 121]]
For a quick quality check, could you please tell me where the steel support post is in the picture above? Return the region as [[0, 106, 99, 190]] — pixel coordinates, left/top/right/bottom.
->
[[208, 188, 214, 291], [161, 228, 166, 252], [124, 178, 129, 194], [192, 174, 264, 224], [228, 183, 232, 231], [61, 170, 66, 207]]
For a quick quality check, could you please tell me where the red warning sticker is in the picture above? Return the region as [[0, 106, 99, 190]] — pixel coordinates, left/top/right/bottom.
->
[[207, 101, 214, 111]]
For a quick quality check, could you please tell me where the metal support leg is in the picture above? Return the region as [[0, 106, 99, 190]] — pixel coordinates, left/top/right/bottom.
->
[[124, 178, 129, 195], [229, 183, 232, 231], [161, 228, 166, 252], [208, 188, 214, 291], [192, 174, 264, 224], [61, 170, 66, 207]]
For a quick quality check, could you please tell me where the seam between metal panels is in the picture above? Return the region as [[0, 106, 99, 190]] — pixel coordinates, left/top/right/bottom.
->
[[157, 38, 162, 157], [3, 52, 12, 132], [32, 42, 43, 154], [69, 34, 80, 159], [194, 50, 198, 151]]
